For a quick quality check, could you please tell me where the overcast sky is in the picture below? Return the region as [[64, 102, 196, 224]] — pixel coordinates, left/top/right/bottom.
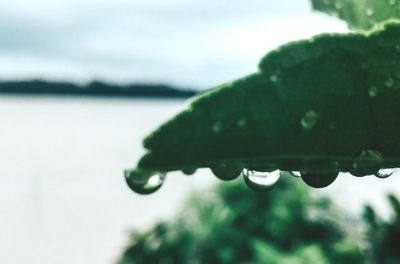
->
[[0, 0, 347, 89]]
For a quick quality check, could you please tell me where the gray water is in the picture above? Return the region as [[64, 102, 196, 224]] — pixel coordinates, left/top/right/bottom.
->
[[0, 96, 399, 264]]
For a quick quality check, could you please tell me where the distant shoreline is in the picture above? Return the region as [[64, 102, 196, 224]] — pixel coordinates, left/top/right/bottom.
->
[[0, 80, 198, 98]]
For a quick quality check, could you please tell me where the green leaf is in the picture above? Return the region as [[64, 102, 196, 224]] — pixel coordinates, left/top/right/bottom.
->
[[311, 0, 400, 30], [128, 21, 400, 192]]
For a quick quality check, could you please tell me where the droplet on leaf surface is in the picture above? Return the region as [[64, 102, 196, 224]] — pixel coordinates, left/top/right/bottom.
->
[[289, 171, 302, 178], [351, 150, 383, 176], [385, 78, 394, 87], [301, 110, 319, 129], [369, 86, 378, 97]]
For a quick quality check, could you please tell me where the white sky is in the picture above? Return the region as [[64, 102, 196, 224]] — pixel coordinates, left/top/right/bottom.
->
[[0, 0, 348, 89]]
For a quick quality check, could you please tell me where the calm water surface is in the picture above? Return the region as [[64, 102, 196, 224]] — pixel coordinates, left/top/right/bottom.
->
[[0, 96, 399, 264]]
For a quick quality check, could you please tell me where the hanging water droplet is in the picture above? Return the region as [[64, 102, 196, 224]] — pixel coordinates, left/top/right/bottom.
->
[[182, 167, 197, 175], [368, 86, 378, 97], [242, 169, 280, 191], [300, 171, 339, 188], [385, 78, 394, 87], [289, 171, 302, 178], [366, 8, 374, 16], [375, 168, 396, 179], [301, 110, 319, 129], [211, 163, 243, 181], [125, 169, 165, 195], [351, 150, 383, 177], [300, 161, 340, 188]]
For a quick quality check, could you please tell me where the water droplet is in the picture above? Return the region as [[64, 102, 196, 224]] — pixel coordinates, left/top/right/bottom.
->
[[375, 168, 396, 179], [289, 171, 302, 178], [237, 117, 247, 127], [270, 73, 280, 83], [389, 0, 396, 6], [351, 150, 383, 177], [301, 110, 319, 129], [300, 161, 340, 188], [243, 169, 280, 191], [182, 167, 197, 175], [211, 163, 243, 181], [300, 171, 339, 188], [125, 169, 165, 195], [385, 78, 394, 87], [369, 86, 378, 97], [212, 122, 222, 132], [366, 8, 374, 16]]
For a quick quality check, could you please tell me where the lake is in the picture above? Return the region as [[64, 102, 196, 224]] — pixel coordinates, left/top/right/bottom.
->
[[0, 95, 399, 264]]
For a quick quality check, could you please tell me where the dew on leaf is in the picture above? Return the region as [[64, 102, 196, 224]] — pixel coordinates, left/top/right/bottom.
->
[[300, 171, 339, 188], [299, 161, 340, 188], [289, 171, 302, 178], [368, 86, 378, 97], [301, 110, 319, 129], [351, 150, 383, 177], [375, 168, 396, 179], [211, 163, 243, 181], [182, 167, 197, 175], [243, 169, 280, 191], [125, 170, 166, 195], [385, 78, 394, 87]]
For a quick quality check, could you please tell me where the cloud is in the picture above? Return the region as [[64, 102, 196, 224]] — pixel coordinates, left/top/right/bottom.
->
[[0, 0, 347, 88]]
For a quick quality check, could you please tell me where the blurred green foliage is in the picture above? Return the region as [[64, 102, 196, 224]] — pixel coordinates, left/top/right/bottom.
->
[[363, 194, 400, 264], [118, 175, 365, 264]]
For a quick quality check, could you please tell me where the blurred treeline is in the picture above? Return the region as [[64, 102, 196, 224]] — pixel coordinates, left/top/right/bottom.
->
[[118, 174, 400, 264], [0, 80, 196, 98]]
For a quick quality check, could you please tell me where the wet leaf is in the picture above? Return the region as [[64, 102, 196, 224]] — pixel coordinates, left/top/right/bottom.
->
[[130, 21, 400, 190], [311, 0, 400, 30]]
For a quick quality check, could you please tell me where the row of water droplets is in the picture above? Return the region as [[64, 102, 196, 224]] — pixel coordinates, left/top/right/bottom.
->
[[125, 150, 397, 195]]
